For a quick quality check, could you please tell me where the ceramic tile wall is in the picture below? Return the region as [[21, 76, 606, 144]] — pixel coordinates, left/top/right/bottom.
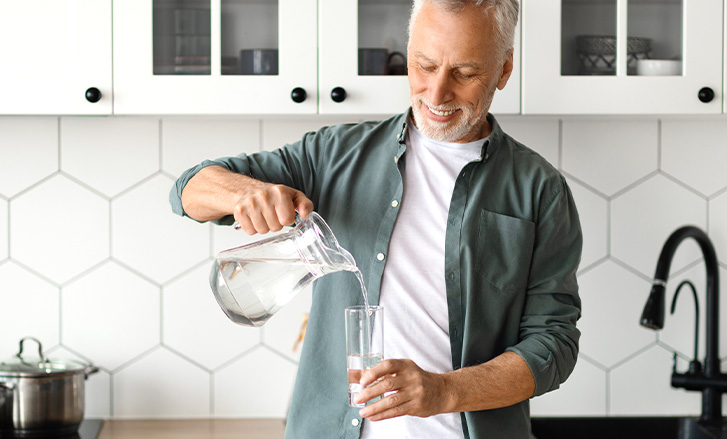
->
[[1, 114, 726, 420]]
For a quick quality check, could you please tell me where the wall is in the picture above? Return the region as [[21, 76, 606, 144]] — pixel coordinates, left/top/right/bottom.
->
[[1, 113, 726, 420]]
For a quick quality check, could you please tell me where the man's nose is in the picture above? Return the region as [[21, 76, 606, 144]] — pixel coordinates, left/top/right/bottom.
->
[[427, 71, 454, 105]]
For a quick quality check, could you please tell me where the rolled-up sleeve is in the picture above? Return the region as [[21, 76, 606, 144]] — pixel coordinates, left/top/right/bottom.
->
[[168, 129, 328, 224], [506, 176, 582, 397]]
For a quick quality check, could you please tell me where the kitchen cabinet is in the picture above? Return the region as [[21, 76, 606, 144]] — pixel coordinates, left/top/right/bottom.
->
[[0, 0, 112, 115], [521, 0, 723, 114], [113, 0, 318, 115], [318, 0, 521, 115]]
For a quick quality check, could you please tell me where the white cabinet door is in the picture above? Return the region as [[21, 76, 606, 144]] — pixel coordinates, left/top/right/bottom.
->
[[113, 0, 317, 115], [319, 0, 520, 115], [0, 0, 112, 115], [522, 0, 722, 114]]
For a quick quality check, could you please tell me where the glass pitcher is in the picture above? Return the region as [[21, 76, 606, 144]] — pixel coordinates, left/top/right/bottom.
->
[[209, 212, 356, 327]]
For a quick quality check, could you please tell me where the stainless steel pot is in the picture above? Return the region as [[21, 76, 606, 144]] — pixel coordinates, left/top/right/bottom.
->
[[0, 337, 99, 438]]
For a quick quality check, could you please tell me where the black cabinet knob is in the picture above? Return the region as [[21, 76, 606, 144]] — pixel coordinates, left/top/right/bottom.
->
[[331, 87, 347, 103], [698, 87, 715, 103], [291, 87, 307, 103], [85, 87, 102, 103]]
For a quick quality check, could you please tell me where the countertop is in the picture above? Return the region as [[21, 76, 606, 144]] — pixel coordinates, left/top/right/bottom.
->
[[97, 419, 286, 439]]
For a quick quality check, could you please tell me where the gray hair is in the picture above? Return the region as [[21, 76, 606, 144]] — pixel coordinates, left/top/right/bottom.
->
[[407, 0, 519, 61]]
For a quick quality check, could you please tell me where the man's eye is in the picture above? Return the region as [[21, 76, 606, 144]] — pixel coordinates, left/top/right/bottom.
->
[[420, 64, 436, 72]]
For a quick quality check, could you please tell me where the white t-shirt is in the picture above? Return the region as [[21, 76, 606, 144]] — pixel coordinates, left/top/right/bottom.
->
[[361, 122, 485, 438]]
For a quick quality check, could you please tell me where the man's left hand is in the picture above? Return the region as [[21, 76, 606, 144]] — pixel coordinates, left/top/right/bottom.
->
[[354, 359, 454, 421]]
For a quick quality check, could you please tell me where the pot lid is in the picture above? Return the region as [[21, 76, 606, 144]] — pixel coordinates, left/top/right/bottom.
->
[[0, 337, 90, 377]]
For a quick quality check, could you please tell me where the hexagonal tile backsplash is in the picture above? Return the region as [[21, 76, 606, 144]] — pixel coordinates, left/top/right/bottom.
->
[[1, 115, 726, 419]]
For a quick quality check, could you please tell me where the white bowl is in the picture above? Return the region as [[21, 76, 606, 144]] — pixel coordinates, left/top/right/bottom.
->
[[636, 59, 682, 76]]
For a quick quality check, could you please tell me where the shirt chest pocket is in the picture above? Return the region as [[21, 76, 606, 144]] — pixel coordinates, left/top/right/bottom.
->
[[475, 209, 536, 292]]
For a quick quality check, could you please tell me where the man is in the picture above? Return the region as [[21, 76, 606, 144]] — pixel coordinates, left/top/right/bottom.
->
[[170, 0, 582, 438]]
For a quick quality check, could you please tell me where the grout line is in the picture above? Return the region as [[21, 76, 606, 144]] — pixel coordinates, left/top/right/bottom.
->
[[656, 119, 662, 171], [659, 170, 709, 200], [605, 370, 611, 415], [210, 373, 215, 416], [606, 199, 612, 257], [608, 170, 659, 201]]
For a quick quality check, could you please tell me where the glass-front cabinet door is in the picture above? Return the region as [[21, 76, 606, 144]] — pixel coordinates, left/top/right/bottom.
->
[[114, 0, 317, 114], [522, 0, 722, 114], [0, 0, 112, 115], [318, 0, 521, 115]]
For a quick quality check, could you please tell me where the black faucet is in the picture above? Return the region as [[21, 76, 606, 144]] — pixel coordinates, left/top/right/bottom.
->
[[640, 226, 727, 433]]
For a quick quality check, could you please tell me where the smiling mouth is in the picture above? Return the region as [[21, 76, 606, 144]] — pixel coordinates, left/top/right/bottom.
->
[[426, 105, 457, 117]]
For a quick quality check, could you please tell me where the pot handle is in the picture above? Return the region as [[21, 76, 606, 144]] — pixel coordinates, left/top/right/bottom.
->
[[85, 366, 100, 380], [16, 337, 46, 364], [0, 381, 15, 390]]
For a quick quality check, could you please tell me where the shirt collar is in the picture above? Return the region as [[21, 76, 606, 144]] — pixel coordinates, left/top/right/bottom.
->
[[396, 108, 503, 162]]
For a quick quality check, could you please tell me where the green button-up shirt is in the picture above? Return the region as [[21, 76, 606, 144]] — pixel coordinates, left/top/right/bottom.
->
[[170, 111, 582, 439]]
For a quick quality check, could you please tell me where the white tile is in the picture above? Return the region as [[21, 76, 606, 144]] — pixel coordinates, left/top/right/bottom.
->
[[214, 347, 297, 417], [262, 286, 312, 363], [161, 118, 260, 178], [566, 178, 608, 270], [611, 174, 707, 276], [10, 174, 109, 284], [562, 120, 658, 196], [610, 345, 701, 416], [709, 191, 727, 267], [0, 262, 59, 357], [45, 345, 111, 418], [163, 264, 260, 370], [662, 120, 727, 197], [576, 261, 655, 367], [0, 117, 58, 198], [114, 347, 210, 418], [111, 174, 210, 284], [0, 198, 7, 261], [496, 116, 559, 168], [261, 118, 356, 152], [530, 356, 606, 416], [61, 117, 159, 197], [62, 261, 160, 371]]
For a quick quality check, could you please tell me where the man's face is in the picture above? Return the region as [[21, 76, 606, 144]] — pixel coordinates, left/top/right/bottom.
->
[[407, 2, 513, 143]]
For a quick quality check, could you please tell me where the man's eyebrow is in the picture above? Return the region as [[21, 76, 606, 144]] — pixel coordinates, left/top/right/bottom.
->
[[412, 51, 480, 70]]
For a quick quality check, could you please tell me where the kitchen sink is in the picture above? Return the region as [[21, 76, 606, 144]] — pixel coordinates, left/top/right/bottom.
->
[[531, 416, 727, 439]]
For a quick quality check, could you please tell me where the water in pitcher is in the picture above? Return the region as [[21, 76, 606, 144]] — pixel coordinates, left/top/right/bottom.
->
[[211, 256, 367, 327]]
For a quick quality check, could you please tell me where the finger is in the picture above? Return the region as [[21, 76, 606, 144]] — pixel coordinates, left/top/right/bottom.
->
[[234, 215, 257, 235], [260, 202, 285, 232], [355, 373, 403, 405], [274, 195, 298, 227], [293, 191, 314, 218], [360, 393, 413, 421], [247, 208, 272, 234], [360, 359, 403, 387]]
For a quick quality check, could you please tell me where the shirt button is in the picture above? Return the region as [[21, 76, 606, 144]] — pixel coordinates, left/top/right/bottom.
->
[[448, 272, 455, 281], [352, 418, 360, 427], [391, 200, 399, 208], [377, 253, 385, 261]]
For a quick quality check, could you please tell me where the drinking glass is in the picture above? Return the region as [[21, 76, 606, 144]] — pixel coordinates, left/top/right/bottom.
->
[[345, 305, 383, 408]]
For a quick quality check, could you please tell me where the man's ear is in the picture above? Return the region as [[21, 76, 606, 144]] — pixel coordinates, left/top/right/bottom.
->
[[496, 50, 514, 90]]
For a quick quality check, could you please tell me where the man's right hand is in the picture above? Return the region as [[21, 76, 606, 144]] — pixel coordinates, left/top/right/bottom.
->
[[180, 165, 313, 235], [232, 179, 313, 235]]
